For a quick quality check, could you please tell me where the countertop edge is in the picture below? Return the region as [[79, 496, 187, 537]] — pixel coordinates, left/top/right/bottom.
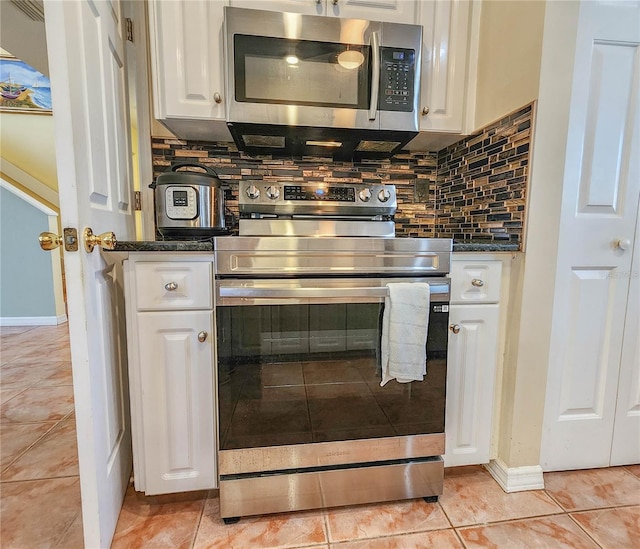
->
[[109, 240, 520, 253]]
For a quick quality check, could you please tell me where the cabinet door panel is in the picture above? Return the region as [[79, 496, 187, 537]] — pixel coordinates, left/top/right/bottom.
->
[[138, 311, 216, 494], [229, 0, 325, 15], [418, 0, 470, 133], [444, 304, 499, 466], [149, 0, 225, 120], [330, 0, 417, 24]]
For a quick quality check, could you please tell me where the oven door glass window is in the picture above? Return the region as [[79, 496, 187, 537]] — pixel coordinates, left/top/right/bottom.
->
[[233, 35, 370, 109], [217, 302, 447, 450]]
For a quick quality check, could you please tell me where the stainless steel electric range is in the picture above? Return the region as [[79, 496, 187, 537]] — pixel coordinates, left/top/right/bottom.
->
[[213, 181, 452, 523]]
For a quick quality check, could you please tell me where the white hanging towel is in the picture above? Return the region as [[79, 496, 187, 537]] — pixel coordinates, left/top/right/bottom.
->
[[380, 282, 430, 387]]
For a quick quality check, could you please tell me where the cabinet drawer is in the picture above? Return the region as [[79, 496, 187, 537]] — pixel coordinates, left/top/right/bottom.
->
[[134, 262, 212, 310], [451, 261, 502, 304]]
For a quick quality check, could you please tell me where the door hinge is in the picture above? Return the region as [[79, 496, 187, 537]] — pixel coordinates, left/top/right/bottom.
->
[[134, 191, 142, 211], [126, 18, 134, 42]]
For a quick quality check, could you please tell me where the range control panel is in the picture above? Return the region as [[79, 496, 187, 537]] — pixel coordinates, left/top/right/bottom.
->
[[379, 47, 415, 112], [239, 181, 397, 216], [283, 185, 356, 202]]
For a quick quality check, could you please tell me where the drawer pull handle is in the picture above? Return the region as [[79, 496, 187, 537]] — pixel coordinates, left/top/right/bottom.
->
[[164, 282, 178, 291], [471, 279, 484, 287], [450, 324, 461, 334], [198, 331, 208, 343]]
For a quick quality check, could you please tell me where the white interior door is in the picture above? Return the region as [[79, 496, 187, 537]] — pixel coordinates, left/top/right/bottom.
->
[[540, 0, 640, 471], [610, 204, 640, 465], [44, 0, 136, 546]]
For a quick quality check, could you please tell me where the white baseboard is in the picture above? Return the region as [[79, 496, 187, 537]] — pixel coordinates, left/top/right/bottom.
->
[[0, 314, 68, 326], [485, 458, 545, 493]]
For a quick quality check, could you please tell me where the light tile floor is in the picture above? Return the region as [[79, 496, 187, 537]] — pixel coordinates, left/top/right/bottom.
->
[[1, 324, 639, 548]]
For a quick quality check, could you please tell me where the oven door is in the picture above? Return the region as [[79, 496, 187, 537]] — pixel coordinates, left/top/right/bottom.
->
[[215, 277, 449, 462]]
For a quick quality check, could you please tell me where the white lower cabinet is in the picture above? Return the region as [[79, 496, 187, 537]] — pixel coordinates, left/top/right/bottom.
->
[[124, 254, 217, 495], [444, 256, 505, 467], [445, 304, 499, 466]]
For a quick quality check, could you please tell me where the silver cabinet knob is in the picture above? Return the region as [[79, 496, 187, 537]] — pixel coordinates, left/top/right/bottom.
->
[[422, 107, 430, 116], [164, 282, 178, 291], [246, 185, 260, 199], [471, 279, 484, 287], [450, 324, 461, 334], [213, 92, 222, 104], [198, 331, 208, 343], [614, 238, 631, 251]]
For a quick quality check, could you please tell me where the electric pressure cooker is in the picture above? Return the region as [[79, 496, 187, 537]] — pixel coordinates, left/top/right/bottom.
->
[[150, 162, 227, 239]]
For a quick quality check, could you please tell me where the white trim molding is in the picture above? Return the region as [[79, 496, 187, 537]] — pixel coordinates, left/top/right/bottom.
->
[[0, 315, 68, 327], [485, 458, 545, 493], [0, 160, 59, 208]]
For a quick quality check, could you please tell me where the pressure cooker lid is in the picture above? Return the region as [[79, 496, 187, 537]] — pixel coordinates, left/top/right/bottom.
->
[[152, 162, 222, 187]]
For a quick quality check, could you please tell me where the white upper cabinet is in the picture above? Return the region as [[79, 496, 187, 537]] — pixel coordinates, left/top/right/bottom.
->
[[229, 0, 417, 23], [147, 0, 478, 139], [327, 0, 417, 24], [148, 0, 229, 139], [418, 0, 477, 133], [229, 0, 324, 16]]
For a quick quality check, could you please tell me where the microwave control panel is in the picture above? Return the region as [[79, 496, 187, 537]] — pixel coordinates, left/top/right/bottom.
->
[[165, 186, 198, 220], [379, 48, 415, 112]]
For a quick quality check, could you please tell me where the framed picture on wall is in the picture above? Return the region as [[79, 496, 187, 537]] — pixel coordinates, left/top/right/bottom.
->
[[0, 55, 52, 114]]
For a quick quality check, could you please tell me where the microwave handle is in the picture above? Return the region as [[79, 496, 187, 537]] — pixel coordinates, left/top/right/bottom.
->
[[369, 32, 380, 121]]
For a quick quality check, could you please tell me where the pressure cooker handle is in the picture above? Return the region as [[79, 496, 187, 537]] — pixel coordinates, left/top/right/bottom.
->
[[170, 161, 219, 177]]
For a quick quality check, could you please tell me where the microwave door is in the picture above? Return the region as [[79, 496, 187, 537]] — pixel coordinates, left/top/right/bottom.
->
[[228, 34, 377, 130]]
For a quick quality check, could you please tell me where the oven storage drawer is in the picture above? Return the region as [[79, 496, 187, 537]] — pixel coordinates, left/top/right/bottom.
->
[[134, 261, 212, 311], [219, 457, 443, 518]]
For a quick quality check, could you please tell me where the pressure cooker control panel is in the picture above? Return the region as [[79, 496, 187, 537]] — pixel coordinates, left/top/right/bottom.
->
[[165, 186, 198, 220]]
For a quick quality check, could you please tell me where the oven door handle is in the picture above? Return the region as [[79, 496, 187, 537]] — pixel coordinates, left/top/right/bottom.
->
[[219, 286, 389, 299]]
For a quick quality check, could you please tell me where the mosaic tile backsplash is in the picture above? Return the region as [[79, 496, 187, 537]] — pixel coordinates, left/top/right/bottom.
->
[[151, 103, 532, 246]]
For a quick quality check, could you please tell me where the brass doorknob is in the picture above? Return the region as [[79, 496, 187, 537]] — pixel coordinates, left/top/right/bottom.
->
[[449, 324, 461, 334], [83, 227, 117, 253], [39, 232, 63, 251], [422, 107, 430, 116], [198, 331, 208, 343]]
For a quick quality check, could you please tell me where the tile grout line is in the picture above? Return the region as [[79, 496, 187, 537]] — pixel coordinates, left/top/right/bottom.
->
[[0, 420, 63, 475], [52, 509, 83, 549], [1, 473, 80, 484], [564, 512, 605, 549], [189, 490, 209, 549]]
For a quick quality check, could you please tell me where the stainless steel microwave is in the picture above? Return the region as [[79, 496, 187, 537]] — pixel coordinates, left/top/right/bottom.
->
[[223, 7, 423, 159]]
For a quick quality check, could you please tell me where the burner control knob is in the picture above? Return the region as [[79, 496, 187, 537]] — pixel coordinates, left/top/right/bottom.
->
[[266, 185, 280, 200], [245, 185, 260, 199], [378, 188, 392, 203], [358, 188, 372, 202]]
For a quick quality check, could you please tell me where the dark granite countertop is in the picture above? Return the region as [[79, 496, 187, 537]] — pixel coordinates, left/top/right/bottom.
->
[[109, 239, 520, 253], [452, 241, 520, 252], [110, 240, 214, 252]]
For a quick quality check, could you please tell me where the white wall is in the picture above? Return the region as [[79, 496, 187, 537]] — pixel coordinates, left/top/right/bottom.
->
[[474, 0, 546, 130], [497, 0, 581, 468], [0, 181, 66, 325]]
